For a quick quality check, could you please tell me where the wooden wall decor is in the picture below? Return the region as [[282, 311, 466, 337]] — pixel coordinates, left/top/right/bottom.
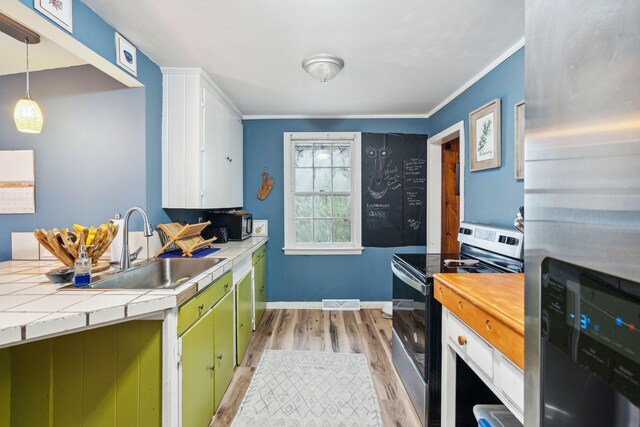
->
[[257, 170, 273, 201]]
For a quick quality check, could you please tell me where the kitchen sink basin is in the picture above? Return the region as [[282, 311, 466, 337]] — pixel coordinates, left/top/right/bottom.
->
[[70, 258, 226, 290]]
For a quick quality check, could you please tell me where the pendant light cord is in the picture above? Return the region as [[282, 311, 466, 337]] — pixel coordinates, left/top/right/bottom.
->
[[25, 37, 31, 99]]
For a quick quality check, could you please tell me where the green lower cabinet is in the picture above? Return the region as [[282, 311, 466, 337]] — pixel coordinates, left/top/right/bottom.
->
[[182, 310, 215, 427], [0, 320, 162, 427], [254, 254, 267, 329], [213, 290, 235, 409], [236, 272, 253, 364]]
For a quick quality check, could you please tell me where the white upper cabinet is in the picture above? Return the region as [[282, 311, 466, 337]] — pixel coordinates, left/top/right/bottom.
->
[[162, 69, 243, 209]]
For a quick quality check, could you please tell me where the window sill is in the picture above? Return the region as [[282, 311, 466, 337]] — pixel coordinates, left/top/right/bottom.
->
[[282, 247, 364, 256]]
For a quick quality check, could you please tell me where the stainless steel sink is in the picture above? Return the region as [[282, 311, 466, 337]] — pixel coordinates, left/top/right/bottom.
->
[[70, 258, 226, 290]]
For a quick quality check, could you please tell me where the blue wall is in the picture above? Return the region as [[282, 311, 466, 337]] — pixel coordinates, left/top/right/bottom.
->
[[0, 0, 168, 260], [243, 119, 428, 302], [429, 48, 525, 227], [0, 66, 145, 260], [17, 0, 168, 226]]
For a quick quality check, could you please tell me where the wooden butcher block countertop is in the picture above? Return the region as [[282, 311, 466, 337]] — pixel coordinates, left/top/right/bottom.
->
[[434, 273, 525, 369]]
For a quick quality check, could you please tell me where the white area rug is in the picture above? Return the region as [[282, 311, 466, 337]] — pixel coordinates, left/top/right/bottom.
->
[[231, 350, 383, 427]]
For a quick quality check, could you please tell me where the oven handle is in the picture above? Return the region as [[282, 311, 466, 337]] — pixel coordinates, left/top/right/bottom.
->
[[391, 261, 428, 296]]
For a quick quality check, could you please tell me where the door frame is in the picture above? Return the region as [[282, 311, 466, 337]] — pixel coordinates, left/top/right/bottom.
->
[[427, 121, 466, 253]]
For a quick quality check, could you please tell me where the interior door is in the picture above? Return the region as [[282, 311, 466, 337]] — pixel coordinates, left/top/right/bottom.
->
[[181, 310, 214, 427], [441, 137, 460, 254]]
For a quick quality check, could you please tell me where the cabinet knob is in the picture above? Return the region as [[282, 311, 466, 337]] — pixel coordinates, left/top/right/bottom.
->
[[217, 354, 223, 361], [198, 304, 204, 311], [209, 365, 215, 372], [457, 336, 467, 346], [226, 156, 232, 162], [224, 284, 229, 289], [240, 323, 244, 328]]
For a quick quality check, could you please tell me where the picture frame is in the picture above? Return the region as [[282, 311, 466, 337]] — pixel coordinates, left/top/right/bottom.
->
[[115, 32, 137, 76], [469, 98, 501, 171], [514, 100, 525, 180], [34, 0, 73, 33]]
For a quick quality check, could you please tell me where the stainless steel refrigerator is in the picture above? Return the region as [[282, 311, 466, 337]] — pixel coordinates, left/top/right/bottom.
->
[[525, 1, 640, 426]]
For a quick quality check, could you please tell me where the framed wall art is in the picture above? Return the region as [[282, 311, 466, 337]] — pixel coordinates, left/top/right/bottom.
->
[[514, 100, 525, 180], [34, 0, 73, 33], [469, 98, 501, 171], [115, 32, 137, 76]]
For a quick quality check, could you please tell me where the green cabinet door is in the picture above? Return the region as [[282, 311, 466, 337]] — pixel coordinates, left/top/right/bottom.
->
[[236, 272, 253, 364], [254, 255, 267, 329], [213, 290, 235, 409], [182, 310, 215, 427]]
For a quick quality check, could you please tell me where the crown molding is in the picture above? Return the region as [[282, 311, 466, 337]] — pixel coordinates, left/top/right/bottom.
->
[[242, 113, 429, 120], [425, 37, 525, 118]]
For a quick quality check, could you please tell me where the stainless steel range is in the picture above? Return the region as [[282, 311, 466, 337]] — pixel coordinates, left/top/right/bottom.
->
[[391, 222, 524, 426]]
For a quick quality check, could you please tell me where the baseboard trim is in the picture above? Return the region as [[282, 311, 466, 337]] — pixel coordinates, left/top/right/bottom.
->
[[266, 301, 387, 310]]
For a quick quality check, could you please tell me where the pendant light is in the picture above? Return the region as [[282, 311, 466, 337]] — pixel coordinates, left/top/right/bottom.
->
[[14, 38, 43, 134]]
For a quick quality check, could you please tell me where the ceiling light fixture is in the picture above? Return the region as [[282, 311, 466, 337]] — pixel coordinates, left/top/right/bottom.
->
[[14, 38, 43, 134], [302, 54, 344, 82]]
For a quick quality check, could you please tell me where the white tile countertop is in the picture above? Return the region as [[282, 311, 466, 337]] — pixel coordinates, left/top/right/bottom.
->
[[0, 236, 268, 348]]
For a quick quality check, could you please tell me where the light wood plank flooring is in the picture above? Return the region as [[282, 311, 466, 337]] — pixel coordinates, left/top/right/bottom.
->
[[210, 309, 421, 427]]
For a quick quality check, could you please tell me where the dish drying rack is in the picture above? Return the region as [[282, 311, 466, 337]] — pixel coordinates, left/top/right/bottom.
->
[[155, 221, 215, 257]]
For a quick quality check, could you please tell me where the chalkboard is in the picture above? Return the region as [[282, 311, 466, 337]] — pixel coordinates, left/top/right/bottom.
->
[[361, 133, 427, 247]]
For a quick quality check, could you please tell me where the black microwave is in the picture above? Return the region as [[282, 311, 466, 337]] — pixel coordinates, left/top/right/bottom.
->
[[206, 212, 252, 241]]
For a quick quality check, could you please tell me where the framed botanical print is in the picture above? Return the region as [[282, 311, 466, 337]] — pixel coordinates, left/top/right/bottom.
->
[[34, 0, 73, 33], [469, 98, 501, 171], [514, 100, 525, 180]]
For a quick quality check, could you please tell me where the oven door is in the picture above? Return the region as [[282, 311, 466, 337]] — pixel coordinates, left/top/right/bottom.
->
[[392, 260, 429, 378]]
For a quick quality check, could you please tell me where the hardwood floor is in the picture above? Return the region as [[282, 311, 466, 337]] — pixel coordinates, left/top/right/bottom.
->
[[210, 309, 422, 427]]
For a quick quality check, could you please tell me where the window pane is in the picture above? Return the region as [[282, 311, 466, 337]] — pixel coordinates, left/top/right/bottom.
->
[[295, 168, 313, 192], [333, 145, 350, 167], [314, 168, 331, 192], [332, 168, 351, 192], [314, 220, 332, 243], [333, 219, 351, 243], [314, 145, 332, 167], [314, 195, 331, 218], [333, 195, 351, 218], [295, 195, 313, 218], [295, 219, 313, 243], [295, 144, 313, 167]]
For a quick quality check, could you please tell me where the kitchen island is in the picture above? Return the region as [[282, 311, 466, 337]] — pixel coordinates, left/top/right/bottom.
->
[[0, 236, 268, 427], [434, 273, 524, 426]]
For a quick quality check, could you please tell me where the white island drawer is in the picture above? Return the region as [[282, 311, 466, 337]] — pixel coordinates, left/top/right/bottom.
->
[[496, 355, 524, 413], [446, 313, 494, 379]]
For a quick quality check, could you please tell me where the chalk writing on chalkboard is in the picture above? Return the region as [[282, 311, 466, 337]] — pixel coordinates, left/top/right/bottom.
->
[[361, 133, 427, 247]]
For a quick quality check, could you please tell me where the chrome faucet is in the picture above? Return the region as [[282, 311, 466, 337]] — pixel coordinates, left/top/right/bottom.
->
[[120, 206, 154, 270]]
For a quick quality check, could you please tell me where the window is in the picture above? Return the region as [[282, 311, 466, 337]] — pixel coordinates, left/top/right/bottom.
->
[[283, 132, 362, 255]]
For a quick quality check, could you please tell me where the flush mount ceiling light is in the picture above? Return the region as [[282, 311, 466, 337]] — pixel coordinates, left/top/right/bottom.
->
[[301, 54, 344, 82]]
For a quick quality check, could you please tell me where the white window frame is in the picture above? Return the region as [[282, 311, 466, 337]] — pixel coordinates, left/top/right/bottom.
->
[[283, 132, 363, 255]]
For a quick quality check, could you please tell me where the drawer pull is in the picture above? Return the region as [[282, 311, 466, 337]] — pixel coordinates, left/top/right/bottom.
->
[[458, 300, 464, 310], [438, 286, 443, 295], [457, 336, 467, 346], [486, 319, 493, 330], [224, 284, 229, 291]]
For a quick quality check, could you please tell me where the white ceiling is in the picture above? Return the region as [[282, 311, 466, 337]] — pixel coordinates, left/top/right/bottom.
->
[[0, 32, 85, 76], [82, 0, 524, 116]]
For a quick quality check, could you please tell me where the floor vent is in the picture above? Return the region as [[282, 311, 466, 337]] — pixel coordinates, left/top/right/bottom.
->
[[322, 299, 361, 311]]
